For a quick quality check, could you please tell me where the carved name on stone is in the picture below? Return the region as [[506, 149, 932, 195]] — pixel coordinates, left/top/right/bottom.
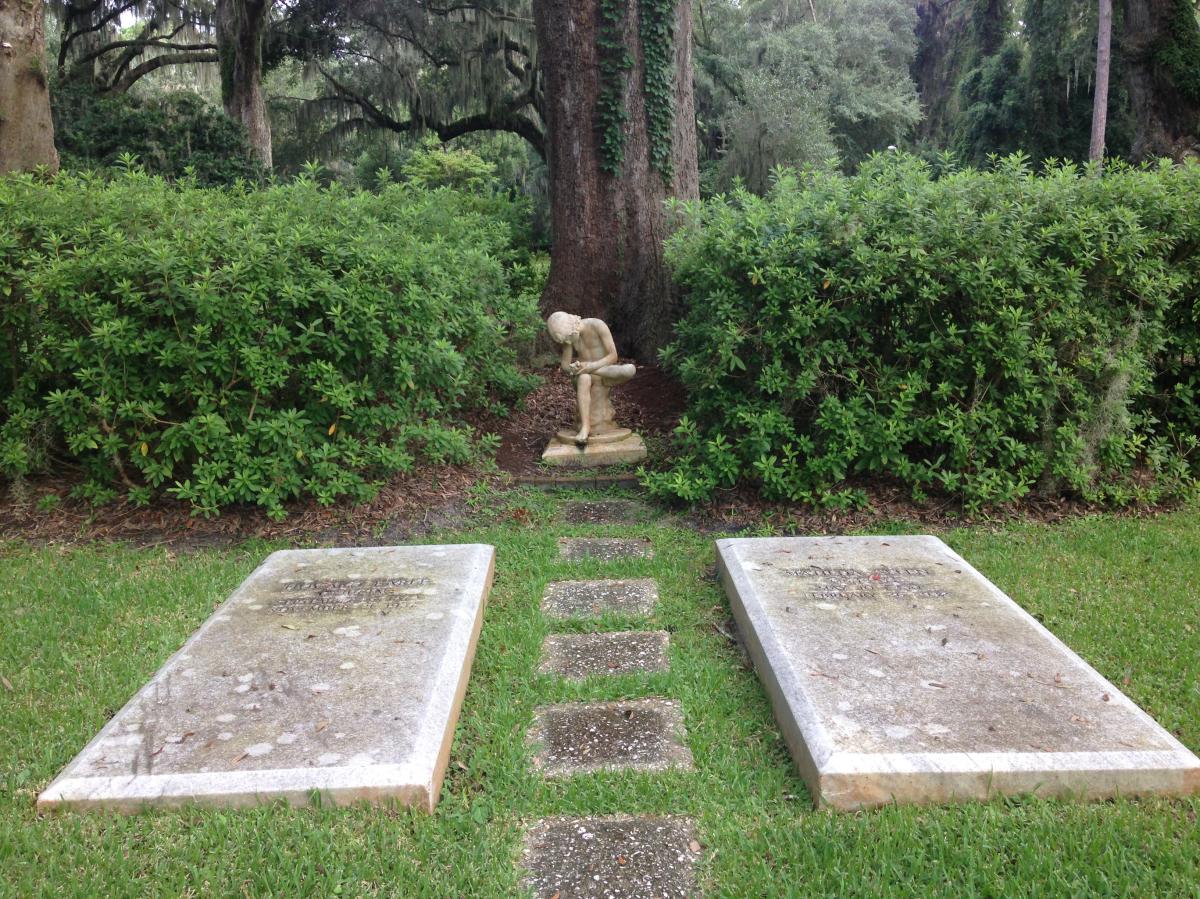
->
[[781, 565, 950, 602], [270, 576, 435, 613]]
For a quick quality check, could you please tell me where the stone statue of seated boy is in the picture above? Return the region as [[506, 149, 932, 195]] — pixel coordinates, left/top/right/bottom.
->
[[545, 311, 638, 449]]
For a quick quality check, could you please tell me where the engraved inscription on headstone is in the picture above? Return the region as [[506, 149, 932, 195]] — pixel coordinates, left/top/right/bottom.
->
[[781, 565, 950, 602], [270, 576, 435, 613], [717, 535, 1200, 810]]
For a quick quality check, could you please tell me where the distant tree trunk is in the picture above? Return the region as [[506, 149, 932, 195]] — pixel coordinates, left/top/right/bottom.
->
[[1089, 0, 1113, 163], [912, 0, 1008, 148], [216, 0, 273, 167], [533, 0, 700, 359], [0, 0, 60, 174], [1123, 0, 1200, 160]]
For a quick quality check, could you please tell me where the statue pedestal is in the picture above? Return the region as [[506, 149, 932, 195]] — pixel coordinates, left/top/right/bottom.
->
[[541, 433, 647, 468]]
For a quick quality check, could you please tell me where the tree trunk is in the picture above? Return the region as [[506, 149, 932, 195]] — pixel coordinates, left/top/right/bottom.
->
[[1089, 0, 1113, 163], [216, 0, 273, 167], [1123, 0, 1200, 160], [0, 0, 60, 174], [533, 0, 700, 360]]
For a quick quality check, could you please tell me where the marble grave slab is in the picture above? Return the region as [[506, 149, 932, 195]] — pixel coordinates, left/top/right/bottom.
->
[[716, 535, 1200, 810], [39, 544, 495, 812]]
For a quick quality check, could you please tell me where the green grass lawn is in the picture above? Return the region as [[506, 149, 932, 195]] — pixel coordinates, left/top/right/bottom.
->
[[2, 490, 1198, 897]]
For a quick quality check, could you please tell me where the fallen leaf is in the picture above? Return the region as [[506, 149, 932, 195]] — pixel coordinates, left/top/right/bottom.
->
[[0, 675, 12, 691], [616, 856, 627, 866], [316, 720, 329, 733], [1102, 692, 1111, 702], [232, 752, 248, 764], [689, 840, 702, 853], [281, 624, 297, 630]]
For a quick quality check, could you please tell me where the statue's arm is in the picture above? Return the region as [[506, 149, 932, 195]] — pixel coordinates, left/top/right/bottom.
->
[[560, 342, 575, 373], [581, 321, 619, 374]]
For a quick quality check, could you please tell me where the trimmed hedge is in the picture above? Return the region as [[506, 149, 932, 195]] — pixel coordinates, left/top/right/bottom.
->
[[648, 154, 1200, 509], [0, 166, 541, 517]]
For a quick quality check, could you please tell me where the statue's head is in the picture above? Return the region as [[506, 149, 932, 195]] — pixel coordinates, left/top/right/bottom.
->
[[546, 311, 582, 344]]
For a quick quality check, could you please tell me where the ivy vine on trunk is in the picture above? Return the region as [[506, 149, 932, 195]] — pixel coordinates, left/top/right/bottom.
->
[[639, 0, 677, 180], [595, 0, 678, 181]]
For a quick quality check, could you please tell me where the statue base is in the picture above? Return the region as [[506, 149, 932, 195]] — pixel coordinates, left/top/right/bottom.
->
[[541, 433, 647, 468]]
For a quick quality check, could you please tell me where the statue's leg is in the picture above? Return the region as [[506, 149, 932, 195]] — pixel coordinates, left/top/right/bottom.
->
[[574, 373, 592, 444], [596, 363, 635, 385], [586, 363, 636, 436]]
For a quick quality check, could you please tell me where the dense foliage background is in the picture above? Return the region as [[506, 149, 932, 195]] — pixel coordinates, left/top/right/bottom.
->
[[0, 156, 542, 517], [646, 154, 1200, 509]]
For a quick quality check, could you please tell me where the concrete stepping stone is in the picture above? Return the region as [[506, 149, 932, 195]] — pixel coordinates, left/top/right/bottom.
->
[[558, 537, 653, 562], [522, 815, 700, 899], [529, 699, 694, 777], [542, 579, 658, 620], [560, 500, 648, 525], [540, 631, 670, 680]]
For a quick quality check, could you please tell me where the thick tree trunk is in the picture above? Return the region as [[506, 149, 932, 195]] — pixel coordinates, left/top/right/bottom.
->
[[216, 0, 273, 167], [534, 0, 700, 360], [0, 0, 60, 174], [1090, 0, 1113, 162], [1123, 0, 1200, 160]]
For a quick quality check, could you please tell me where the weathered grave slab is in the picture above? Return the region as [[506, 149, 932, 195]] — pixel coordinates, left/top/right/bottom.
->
[[716, 535, 1200, 810], [542, 579, 659, 620], [522, 815, 700, 899], [540, 631, 670, 680], [39, 544, 495, 812], [529, 699, 693, 777], [558, 537, 653, 562]]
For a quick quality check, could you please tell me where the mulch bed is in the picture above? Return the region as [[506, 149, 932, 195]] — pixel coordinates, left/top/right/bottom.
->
[[0, 466, 487, 550]]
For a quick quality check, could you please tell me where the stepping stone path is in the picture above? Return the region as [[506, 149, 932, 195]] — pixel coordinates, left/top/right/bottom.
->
[[522, 537, 700, 897], [529, 699, 693, 777], [560, 500, 648, 525], [558, 537, 654, 562], [542, 579, 659, 620], [539, 631, 670, 680], [523, 816, 700, 899]]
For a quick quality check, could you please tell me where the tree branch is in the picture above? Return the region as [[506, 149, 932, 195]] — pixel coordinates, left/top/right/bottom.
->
[[317, 64, 545, 158], [109, 50, 220, 93], [73, 38, 218, 70]]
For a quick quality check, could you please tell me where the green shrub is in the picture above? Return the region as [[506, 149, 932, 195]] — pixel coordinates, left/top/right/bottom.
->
[[647, 153, 1200, 510], [53, 87, 266, 187], [0, 165, 541, 517]]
